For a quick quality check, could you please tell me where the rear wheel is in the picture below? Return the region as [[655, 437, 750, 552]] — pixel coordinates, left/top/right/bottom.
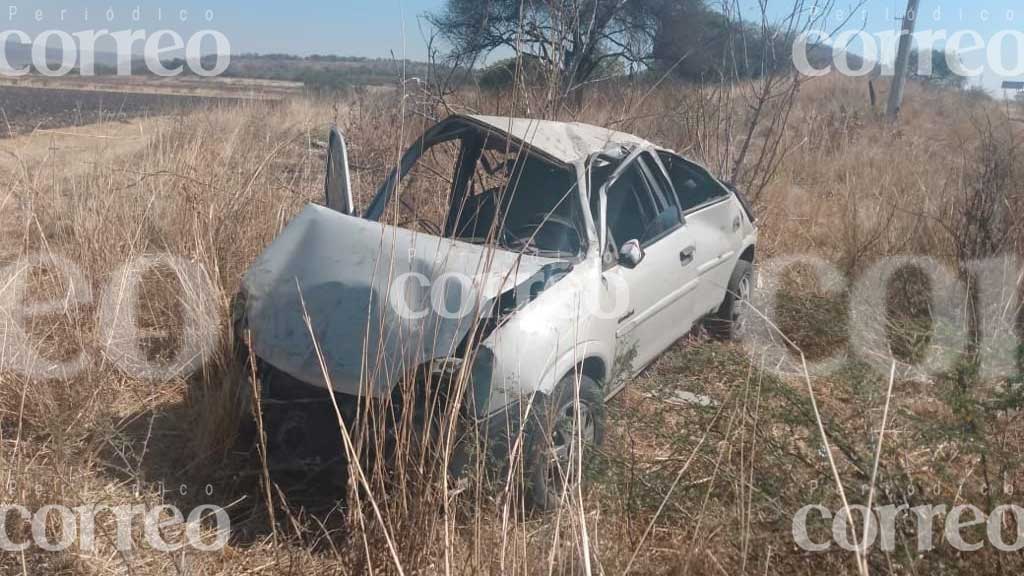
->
[[706, 259, 753, 341], [524, 373, 605, 511]]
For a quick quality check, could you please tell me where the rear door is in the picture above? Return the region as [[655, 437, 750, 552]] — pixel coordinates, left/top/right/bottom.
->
[[658, 152, 742, 317], [599, 152, 701, 370]]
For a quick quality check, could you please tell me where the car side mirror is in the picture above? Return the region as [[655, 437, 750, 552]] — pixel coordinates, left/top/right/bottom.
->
[[619, 239, 645, 269], [325, 126, 354, 215]]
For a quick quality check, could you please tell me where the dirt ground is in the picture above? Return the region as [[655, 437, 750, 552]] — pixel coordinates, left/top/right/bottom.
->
[[0, 84, 232, 139]]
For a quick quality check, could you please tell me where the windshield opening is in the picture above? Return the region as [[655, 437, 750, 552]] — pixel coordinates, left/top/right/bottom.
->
[[376, 121, 583, 258]]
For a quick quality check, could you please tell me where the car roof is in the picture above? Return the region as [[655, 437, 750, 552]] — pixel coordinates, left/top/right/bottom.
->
[[462, 114, 653, 165]]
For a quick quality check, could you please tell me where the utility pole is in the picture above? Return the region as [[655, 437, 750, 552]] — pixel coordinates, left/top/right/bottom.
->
[[886, 0, 922, 121]]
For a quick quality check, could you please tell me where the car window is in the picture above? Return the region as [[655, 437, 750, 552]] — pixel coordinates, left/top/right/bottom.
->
[[639, 154, 680, 213], [384, 136, 463, 236], [589, 154, 686, 266], [448, 133, 581, 255], [375, 128, 582, 256], [604, 162, 656, 249], [658, 151, 729, 213], [614, 156, 685, 241]]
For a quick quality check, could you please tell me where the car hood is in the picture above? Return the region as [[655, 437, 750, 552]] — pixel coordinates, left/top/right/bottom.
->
[[241, 204, 559, 398]]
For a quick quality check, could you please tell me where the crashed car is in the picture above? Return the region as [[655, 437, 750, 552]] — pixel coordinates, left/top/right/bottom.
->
[[234, 115, 757, 508]]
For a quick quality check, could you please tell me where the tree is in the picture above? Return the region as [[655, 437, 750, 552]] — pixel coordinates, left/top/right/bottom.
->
[[427, 0, 655, 99], [909, 49, 967, 89], [647, 1, 790, 81], [478, 56, 547, 90], [651, 0, 850, 196]]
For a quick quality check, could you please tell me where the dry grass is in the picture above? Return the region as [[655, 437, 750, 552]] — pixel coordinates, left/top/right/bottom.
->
[[1, 74, 1023, 575]]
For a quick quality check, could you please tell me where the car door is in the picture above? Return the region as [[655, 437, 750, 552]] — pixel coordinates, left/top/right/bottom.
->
[[599, 152, 702, 371], [658, 152, 743, 317]]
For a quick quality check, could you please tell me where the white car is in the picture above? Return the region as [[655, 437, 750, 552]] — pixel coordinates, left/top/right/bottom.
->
[[235, 115, 757, 507]]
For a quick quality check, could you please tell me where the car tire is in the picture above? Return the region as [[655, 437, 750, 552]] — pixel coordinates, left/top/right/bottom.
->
[[706, 259, 754, 341], [524, 373, 605, 511]]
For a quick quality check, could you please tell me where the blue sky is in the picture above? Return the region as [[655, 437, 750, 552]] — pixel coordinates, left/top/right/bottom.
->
[[6, 0, 1022, 92], [6, 1, 442, 58], [759, 0, 1023, 92]]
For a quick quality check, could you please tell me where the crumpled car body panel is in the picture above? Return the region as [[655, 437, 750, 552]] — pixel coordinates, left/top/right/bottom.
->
[[242, 204, 556, 399]]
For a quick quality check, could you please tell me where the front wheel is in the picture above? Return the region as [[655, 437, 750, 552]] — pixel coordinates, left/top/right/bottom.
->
[[706, 259, 754, 341], [524, 373, 606, 511]]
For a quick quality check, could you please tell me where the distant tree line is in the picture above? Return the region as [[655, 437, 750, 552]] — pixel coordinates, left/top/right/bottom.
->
[[429, 0, 795, 92], [210, 55, 437, 91], [908, 49, 966, 89], [430, 0, 981, 99], [76, 53, 439, 93], [57, 9, 973, 100]]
